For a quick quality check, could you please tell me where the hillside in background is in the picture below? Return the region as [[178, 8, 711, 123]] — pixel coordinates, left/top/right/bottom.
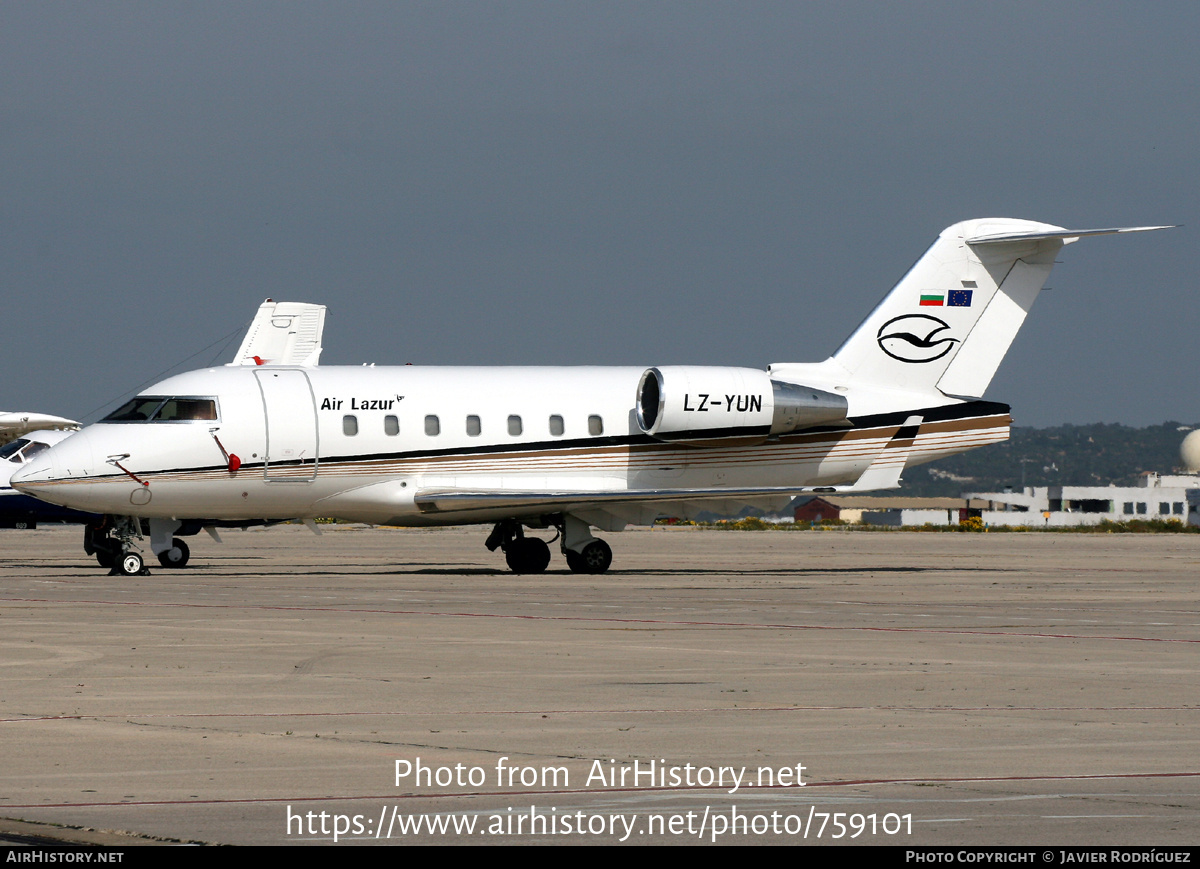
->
[[903, 421, 1199, 497]]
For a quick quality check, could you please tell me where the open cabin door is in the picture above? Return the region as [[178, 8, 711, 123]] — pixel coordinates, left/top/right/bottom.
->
[[254, 369, 319, 481]]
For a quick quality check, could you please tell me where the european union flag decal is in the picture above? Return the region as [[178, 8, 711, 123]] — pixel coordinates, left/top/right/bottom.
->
[[948, 290, 973, 307]]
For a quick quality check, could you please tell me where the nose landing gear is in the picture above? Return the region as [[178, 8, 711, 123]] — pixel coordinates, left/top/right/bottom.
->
[[119, 551, 146, 576], [148, 519, 190, 568], [84, 516, 150, 576], [156, 537, 190, 568]]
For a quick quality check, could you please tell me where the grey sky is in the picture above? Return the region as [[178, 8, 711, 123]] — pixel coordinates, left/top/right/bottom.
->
[[2, 2, 1195, 427]]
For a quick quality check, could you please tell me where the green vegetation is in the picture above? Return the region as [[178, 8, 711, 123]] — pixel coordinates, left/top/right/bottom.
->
[[907, 420, 1198, 497]]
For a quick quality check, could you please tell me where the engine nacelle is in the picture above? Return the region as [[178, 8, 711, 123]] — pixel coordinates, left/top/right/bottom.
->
[[636, 366, 848, 444]]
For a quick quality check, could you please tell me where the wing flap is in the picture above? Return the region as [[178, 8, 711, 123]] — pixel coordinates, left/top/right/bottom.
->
[[416, 479, 892, 515]]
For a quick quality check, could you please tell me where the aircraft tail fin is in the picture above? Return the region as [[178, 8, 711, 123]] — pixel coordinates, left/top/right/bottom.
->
[[229, 299, 327, 367], [830, 219, 1171, 399]]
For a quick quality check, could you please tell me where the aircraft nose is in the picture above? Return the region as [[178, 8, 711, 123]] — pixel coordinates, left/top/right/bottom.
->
[[10, 430, 97, 492]]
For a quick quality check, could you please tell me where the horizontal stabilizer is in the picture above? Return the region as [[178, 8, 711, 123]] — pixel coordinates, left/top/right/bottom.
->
[[966, 225, 1175, 245]]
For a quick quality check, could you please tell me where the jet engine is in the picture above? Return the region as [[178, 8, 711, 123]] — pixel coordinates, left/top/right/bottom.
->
[[635, 366, 848, 444]]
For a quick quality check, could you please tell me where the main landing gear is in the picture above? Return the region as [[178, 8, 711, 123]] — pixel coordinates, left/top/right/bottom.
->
[[485, 515, 613, 575], [564, 539, 612, 574]]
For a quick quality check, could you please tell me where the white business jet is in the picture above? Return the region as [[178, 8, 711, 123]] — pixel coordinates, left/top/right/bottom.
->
[[1, 412, 79, 448], [1, 301, 324, 563], [1, 413, 83, 529], [12, 219, 1170, 576]]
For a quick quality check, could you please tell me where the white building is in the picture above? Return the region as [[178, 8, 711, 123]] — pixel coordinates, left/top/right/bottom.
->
[[965, 472, 1200, 528]]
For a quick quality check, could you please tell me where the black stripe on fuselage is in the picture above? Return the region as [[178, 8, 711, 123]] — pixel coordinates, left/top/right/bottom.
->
[[74, 398, 1010, 480]]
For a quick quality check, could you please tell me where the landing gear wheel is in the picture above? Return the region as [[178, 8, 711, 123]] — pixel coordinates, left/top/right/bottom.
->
[[157, 537, 190, 568], [505, 537, 551, 574], [565, 549, 586, 573], [579, 540, 612, 574], [96, 550, 115, 569], [118, 552, 145, 577]]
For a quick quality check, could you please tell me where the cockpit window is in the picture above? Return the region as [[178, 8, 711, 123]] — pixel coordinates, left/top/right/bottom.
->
[[1, 438, 30, 462], [101, 396, 218, 423], [0, 439, 49, 463], [155, 398, 218, 421], [20, 442, 49, 461], [104, 397, 167, 421]]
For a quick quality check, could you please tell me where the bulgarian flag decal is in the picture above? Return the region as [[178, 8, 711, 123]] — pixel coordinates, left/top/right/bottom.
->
[[919, 293, 944, 306]]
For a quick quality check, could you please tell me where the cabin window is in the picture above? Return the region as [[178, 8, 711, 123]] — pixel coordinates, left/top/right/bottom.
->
[[343, 415, 358, 436], [466, 415, 481, 436], [425, 415, 440, 436], [549, 415, 564, 437], [508, 415, 522, 436], [588, 414, 603, 436], [384, 415, 399, 436]]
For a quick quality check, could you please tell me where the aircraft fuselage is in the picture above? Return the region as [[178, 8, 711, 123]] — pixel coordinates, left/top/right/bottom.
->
[[12, 364, 1008, 527]]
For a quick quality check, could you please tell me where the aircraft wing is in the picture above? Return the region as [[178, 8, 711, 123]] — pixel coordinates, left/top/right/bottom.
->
[[229, 300, 327, 367], [0, 412, 80, 447], [415, 482, 876, 515], [414, 413, 920, 522], [413, 480, 888, 530]]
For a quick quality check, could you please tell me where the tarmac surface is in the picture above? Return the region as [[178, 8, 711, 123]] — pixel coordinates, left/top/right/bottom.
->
[[1, 523, 1198, 846]]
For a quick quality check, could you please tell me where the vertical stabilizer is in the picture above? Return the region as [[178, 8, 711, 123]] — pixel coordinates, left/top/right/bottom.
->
[[229, 300, 327, 367], [830, 219, 1172, 399], [831, 218, 1064, 398]]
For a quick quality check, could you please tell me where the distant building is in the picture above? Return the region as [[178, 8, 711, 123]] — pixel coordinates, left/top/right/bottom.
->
[[965, 472, 1200, 527], [793, 496, 841, 524], [859, 506, 969, 527], [785, 495, 988, 527]]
